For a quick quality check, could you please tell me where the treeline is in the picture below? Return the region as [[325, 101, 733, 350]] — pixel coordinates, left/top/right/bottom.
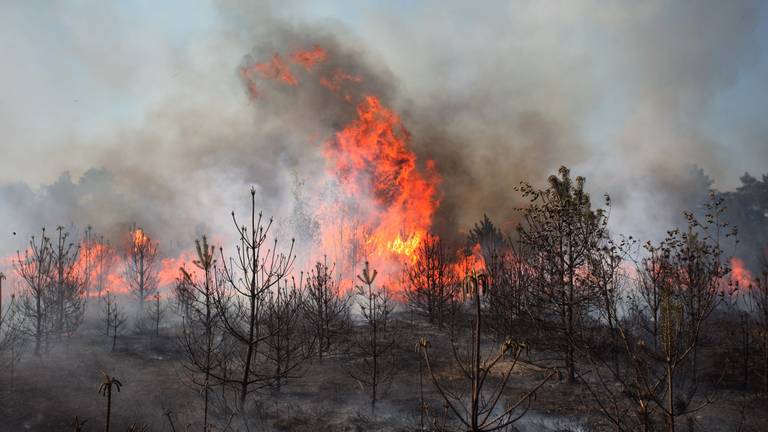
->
[[1, 166, 767, 432]]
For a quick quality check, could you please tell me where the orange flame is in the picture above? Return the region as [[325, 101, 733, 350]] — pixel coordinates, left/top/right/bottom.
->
[[255, 53, 297, 85], [319, 95, 440, 285], [320, 69, 363, 101], [242, 45, 442, 289], [451, 243, 487, 281], [290, 45, 327, 71], [159, 250, 196, 287], [4, 230, 195, 300], [132, 228, 150, 251], [730, 257, 753, 289], [240, 52, 298, 98]]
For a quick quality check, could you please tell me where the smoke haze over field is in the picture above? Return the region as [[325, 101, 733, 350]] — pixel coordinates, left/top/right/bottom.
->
[[1, 1, 767, 266]]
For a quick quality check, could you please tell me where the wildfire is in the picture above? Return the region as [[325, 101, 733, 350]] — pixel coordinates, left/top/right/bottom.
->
[[730, 257, 753, 288], [239, 46, 331, 99], [242, 45, 441, 288], [253, 53, 298, 86], [132, 228, 151, 252], [72, 230, 193, 297], [290, 45, 327, 71], [159, 251, 196, 287], [319, 95, 440, 283], [320, 69, 363, 101]]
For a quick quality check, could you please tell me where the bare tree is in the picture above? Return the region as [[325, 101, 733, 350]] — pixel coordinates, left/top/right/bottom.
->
[[646, 201, 730, 431], [418, 271, 557, 432], [581, 233, 630, 378], [515, 166, 608, 383], [0, 271, 23, 376], [82, 226, 94, 303], [302, 259, 350, 359], [92, 235, 117, 299], [137, 292, 167, 336], [264, 278, 307, 390], [752, 268, 768, 393], [173, 272, 195, 323], [15, 228, 55, 356], [100, 291, 116, 337], [124, 225, 159, 310], [214, 188, 297, 409], [722, 281, 755, 390], [348, 262, 397, 414], [485, 238, 537, 343], [153, 293, 167, 336], [51, 226, 86, 338], [178, 235, 225, 431], [582, 196, 733, 432], [675, 200, 732, 379], [404, 234, 458, 329], [579, 237, 661, 432], [111, 301, 128, 352]]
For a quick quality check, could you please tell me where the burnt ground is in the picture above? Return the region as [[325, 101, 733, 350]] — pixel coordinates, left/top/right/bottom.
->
[[1, 313, 767, 432]]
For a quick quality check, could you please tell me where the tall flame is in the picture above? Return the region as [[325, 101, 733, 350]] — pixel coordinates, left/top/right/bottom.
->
[[241, 45, 441, 287], [322, 95, 440, 269]]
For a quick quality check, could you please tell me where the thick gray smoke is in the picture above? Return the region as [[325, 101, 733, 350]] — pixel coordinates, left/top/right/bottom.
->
[[1, 0, 766, 270]]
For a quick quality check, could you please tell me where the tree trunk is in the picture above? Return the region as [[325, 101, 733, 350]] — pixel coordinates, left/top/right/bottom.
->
[[104, 387, 112, 432], [139, 252, 145, 310], [203, 276, 212, 431], [240, 282, 257, 408], [666, 362, 675, 432], [470, 288, 481, 431], [35, 295, 42, 356]]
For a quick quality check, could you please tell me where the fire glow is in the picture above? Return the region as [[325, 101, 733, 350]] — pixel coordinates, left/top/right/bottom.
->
[[730, 257, 754, 289], [241, 45, 441, 287]]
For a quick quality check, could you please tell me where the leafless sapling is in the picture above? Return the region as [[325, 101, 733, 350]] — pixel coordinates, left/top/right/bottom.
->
[[582, 198, 733, 432], [123, 225, 160, 310], [100, 291, 116, 337], [484, 238, 537, 344], [92, 234, 117, 299], [348, 261, 398, 415], [111, 300, 128, 352], [264, 277, 307, 391], [0, 271, 22, 378], [214, 188, 297, 409], [404, 233, 459, 329], [173, 271, 195, 323], [418, 271, 557, 432], [98, 373, 122, 432], [82, 226, 93, 305], [302, 259, 350, 359], [50, 226, 86, 338], [137, 292, 167, 336], [15, 228, 55, 356], [515, 166, 608, 383], [178, 236, 224, 431]]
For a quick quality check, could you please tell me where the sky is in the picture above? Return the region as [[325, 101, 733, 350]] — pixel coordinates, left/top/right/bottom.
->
[[1, 0, 767, 248]]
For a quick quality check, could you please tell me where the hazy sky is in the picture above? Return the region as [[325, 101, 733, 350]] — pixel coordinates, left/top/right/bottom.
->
[[1, 1, 767, 246]]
